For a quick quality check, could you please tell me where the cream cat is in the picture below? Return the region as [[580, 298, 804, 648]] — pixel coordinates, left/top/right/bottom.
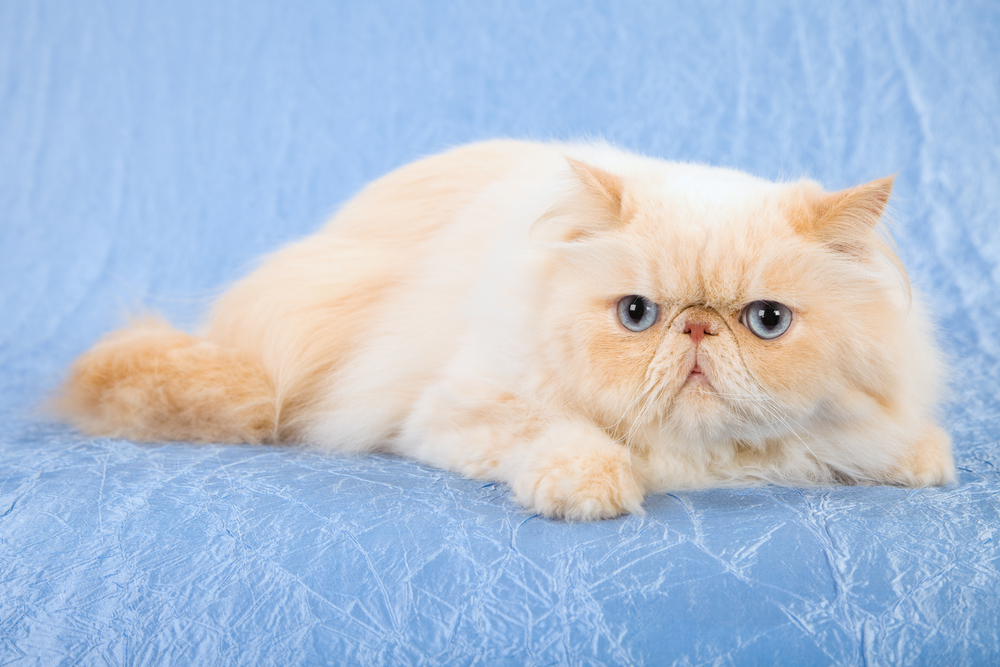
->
[[56, 140, 956, 520]]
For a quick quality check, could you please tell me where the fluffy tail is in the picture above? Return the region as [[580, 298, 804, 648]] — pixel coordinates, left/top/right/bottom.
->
[[53, 320, 277, 444]]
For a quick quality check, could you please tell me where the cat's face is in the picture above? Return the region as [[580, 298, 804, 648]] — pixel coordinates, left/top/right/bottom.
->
[[537, 163, 911, 455]]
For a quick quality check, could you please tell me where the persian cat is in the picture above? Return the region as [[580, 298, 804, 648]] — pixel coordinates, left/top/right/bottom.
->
[[56, 140, 955, 520]]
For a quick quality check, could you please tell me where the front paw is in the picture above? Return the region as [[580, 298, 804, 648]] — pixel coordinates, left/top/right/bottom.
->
[[514, 446, 645, 521], [890, 424, 956, 487]]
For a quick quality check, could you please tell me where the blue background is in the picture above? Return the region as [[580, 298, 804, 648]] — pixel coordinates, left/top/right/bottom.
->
[[2, 1, 998, 664]]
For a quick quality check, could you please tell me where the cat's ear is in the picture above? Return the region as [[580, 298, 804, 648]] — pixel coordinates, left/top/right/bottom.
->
[[552, 158, 629, 240], [796, 176, 895, 255], [567, 158, 624, 217]]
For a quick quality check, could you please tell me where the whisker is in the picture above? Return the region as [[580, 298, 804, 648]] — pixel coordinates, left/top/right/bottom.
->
[[612, 376, 657, 432]]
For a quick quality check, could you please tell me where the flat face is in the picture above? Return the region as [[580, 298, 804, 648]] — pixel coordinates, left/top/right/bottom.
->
[[539, 166, 902, 453]]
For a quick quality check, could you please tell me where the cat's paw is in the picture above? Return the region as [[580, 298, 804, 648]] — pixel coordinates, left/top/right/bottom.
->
[[889, 424, 956, 487], [514, 444, 645, 521]]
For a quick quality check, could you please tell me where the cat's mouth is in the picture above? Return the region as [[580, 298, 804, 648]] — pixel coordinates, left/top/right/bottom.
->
[[685, 361, 715, 389]]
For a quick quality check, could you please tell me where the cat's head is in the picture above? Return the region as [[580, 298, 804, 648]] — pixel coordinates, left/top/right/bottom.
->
[[533, 154, 945, 482]]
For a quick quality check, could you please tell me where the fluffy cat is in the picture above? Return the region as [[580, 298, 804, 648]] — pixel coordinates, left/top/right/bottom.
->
[[55, 140, 956, 520]]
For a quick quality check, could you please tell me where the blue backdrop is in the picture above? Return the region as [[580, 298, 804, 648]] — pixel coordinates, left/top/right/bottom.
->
[[2, 1, 998, 664]]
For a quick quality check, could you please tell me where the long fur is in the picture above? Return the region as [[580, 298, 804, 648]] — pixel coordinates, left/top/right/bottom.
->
[[55, 140, 956, 520]]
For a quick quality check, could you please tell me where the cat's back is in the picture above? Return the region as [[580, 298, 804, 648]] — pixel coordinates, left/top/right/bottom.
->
[[324, 139, 569, 241], [202, 140, 575, 427]]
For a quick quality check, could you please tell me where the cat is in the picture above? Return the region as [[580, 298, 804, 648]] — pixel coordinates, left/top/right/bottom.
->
[[54, 140, 956, 520]]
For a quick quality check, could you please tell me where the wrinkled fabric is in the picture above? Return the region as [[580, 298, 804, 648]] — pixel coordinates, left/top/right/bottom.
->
[[1, 1, 998, 665]]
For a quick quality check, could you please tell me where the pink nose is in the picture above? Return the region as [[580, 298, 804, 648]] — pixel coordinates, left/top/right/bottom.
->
[[684, 321, 710, 344]]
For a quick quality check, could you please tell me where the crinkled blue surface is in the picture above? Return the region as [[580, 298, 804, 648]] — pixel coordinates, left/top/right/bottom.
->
[[2, 1, 998, 664]]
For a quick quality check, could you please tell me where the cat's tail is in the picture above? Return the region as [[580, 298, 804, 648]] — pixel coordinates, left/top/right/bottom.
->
[[52, 319, 277, 444]]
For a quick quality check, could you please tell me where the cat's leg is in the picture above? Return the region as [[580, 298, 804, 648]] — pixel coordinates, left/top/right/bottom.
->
[[506, 419, 646, 520], [887, 423, 956, 487], [398, 381, 646, 520]]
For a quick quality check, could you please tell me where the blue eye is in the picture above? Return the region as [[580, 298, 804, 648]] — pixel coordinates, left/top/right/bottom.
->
[[742, 301, 793, 339], [617, 295, 659, 332]]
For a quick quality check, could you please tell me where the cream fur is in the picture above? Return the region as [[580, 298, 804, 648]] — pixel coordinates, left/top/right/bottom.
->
[[56, 140, 956, 520]]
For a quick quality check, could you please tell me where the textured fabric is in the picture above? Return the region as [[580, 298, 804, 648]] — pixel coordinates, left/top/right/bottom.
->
[[2, 1, 998, 664]]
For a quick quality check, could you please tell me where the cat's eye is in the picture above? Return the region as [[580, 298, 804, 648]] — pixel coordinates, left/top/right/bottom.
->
[[741, 301, 793, 339], [617, 295, 659, 332]]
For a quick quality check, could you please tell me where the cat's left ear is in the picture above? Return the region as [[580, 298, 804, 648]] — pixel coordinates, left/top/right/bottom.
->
[[796, 175, 895, 255]]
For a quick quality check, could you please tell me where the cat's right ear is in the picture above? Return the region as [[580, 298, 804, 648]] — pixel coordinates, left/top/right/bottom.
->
[[567, 158, 624, 216], [553, 158, 628, 240]]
